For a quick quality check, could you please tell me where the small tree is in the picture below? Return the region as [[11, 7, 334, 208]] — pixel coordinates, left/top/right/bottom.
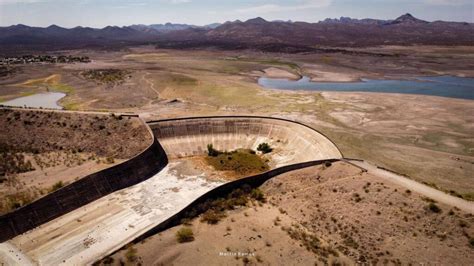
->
[[257, 143, 273, 154], [207, 144, 219, 157]]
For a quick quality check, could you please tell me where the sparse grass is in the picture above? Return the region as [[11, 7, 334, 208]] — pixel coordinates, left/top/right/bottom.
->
[[176, 227, 195, 243], [2, 190, 38, 213], [283, 225, 338, 258]]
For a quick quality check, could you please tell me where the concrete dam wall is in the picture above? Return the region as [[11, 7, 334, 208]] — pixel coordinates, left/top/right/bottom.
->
[[149, 116, 342, 167], [0, 135, 168, 243]]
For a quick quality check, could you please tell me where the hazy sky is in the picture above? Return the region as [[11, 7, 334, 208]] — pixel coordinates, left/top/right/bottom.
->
[[0, 0, 472, 28]]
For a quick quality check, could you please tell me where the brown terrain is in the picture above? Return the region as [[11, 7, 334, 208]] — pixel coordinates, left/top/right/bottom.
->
[[0, 45, 472, 199], [0, 27, 473, 264], [107, 162, 474, 265], [0, 108, 151, 215]]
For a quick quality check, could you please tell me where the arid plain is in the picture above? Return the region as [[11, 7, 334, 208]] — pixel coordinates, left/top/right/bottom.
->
[[1, 45, 473, 264]]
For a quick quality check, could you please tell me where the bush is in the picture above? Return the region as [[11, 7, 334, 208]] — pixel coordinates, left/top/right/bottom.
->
[[257, 143, 273, 154], [125, 245, 137, 262], [106, 157, 115, 164], [176, 227, 195, 243], [201, 209, 226, 224], [50, 181, 64, 192], [428, 203, 441, 213], [207, 144, 219, 157], [250, 188, 266, 202], [324, 161, 332, 167]]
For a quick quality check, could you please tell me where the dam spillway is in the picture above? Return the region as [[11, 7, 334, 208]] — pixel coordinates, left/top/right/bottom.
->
[[0, 116, 342, 265], [149, 116, 342, 167]]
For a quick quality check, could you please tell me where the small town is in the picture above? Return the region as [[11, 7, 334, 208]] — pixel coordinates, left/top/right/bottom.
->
[[0, 55, 90, 65]]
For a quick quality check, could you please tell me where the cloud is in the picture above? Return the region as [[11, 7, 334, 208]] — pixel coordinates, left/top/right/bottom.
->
[[167, 0, 191, 4], [423, 0, 471, 5], [237, 0, 332, 14], [0, 0, 47, 4]]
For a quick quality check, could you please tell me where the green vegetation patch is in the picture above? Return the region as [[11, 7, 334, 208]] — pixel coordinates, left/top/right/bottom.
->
[[81, 69, 130, 85], [205, 145, 269, 175]]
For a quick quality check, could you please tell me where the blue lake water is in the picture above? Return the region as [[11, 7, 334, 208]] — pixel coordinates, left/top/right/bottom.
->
[[1, 92, 66, 109], [258, 76, 474, 100]]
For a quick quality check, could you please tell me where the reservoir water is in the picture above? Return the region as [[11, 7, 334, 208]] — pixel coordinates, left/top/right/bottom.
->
[[258, 75, 474, 100], [1, 92, 66, 109]]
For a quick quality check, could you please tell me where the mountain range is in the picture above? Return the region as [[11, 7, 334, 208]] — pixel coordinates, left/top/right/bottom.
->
[[0, 14, 472, 53]]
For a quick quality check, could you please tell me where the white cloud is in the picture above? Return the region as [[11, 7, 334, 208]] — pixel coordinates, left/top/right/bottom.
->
[[0, 0, 46, 4], [237, 0, 332, 14], [423, 0, 471, 5], [168, 0, 191, 4]]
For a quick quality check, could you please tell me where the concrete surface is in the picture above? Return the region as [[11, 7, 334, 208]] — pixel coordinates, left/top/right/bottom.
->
[[0, 162, 223, 265], [149, 116, 342, 167]]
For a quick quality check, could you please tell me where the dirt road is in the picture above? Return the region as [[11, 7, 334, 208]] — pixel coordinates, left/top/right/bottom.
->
[[347, 160, 474, 213]]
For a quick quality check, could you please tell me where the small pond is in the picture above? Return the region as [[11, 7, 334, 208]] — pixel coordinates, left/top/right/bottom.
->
[[1, 92, 66, 109]]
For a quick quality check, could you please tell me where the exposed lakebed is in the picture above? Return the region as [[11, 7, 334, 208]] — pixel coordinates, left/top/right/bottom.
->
[[258, 75, 474, 100], [1, 92, 66, 109]]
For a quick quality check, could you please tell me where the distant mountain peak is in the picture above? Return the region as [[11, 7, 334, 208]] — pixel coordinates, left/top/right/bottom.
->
[[391, 13, 428, 24], [47, 24, 64, 29], [246, 17, 267, 24]]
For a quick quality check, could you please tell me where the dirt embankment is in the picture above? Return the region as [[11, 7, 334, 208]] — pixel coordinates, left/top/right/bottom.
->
[[107, 162, 474, 265], [0, 108, 152, 215]]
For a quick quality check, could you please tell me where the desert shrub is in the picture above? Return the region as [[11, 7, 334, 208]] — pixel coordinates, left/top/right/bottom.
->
[[82, 69, 129, 85], [176, 227, 195, 243], [50, 181, 64, 192], [353, 193, 362, 202], [125, 245, 137, 262], [207, 144, 219, 157], [250, 188, 266, 202], [257, 143, 273, 154], [106, 157, 115, 164], [324, 161, 332, 167], [201, 209, 226, 224], [428, 203, 441, 213]]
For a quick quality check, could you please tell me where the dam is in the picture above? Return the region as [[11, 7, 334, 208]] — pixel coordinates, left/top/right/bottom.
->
[[0, 116, 342, 265], [149, 116, 342, 167]]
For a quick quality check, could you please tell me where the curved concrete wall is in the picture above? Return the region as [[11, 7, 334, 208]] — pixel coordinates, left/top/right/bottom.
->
[[0, 130, 168, 242], [148, 116, 342, 167]]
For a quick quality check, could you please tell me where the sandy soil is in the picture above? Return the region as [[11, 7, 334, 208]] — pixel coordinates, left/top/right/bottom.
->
[[108, 162, 474, 265], [262, 67, 300, 80]]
